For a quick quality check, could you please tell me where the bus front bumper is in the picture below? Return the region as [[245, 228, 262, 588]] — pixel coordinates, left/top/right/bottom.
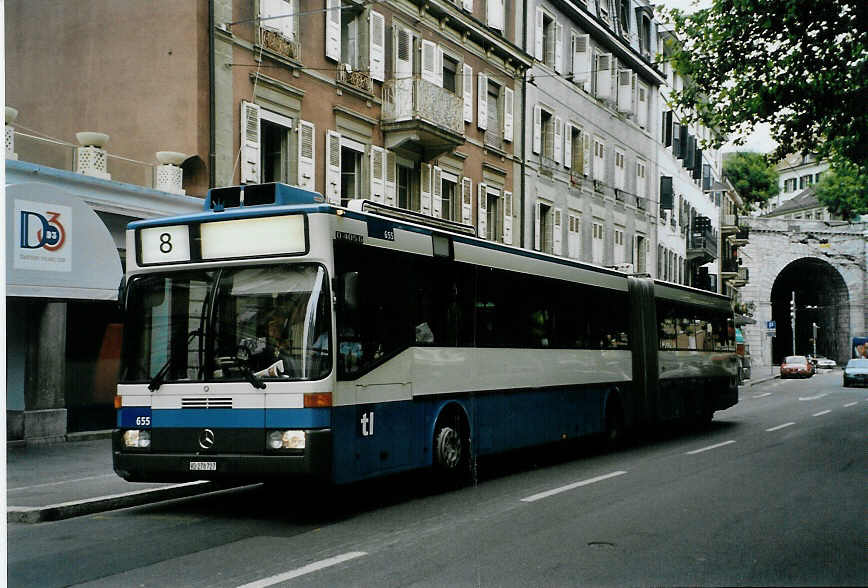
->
[[112, 428, 332, 483]]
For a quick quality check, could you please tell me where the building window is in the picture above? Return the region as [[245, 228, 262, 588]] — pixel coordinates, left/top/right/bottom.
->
[[570, 125, 583, 172], [638, 13, 651, 57], [592, 221, 604, 265], [397, 163, 418, 211], [614, 149, 626, 190], [636, 159, 647, 199], [443, 54, 459, 94], [260, 111, 293, 183], [568, 213, 581, 259], [541, 109, 554, 161], [440, 172, 459, 221], [542, 12, 556, 68], [486, 189, 501, 242], [340, 144, 363, 206], [614, 227, 625, 265], [618, 0, 630, 37], [593, 137, 605, 181]]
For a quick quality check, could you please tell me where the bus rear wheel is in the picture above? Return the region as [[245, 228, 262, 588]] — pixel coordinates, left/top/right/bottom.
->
[[433, 411, 470, 483]]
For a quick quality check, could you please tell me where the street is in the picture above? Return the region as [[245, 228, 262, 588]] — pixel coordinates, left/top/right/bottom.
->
[[8, 370, 867, 587]]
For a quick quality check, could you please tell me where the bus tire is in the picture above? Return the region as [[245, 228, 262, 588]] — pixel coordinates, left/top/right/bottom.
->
[[603, 397, 625, 451], [433, 409, 470, 482]]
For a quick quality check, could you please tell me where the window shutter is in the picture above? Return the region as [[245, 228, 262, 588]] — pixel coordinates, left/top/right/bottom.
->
[[554, 116, 563, 164], [487, 0, 504, 31], [553, 208, 562, 256], [283, 0, 295, 40], [503, 86, 514, 143], [432, 166, 443, 218], [563, 122, 572, 168], [421, 40, 438, 85], [463, 64, 473, 123], [503, 190, 513, 245], [240, 101, 261, 184], [663, 111, 673, 146], [370, 146, 385, 203], [534, 201, 542, 251], [637, 81, 648, 129], [395, 27, 413, 78], [573, 34, 591, 91], [477, 73, 488, 130], [385, 150, 397, 206], [477, 183, 488, 239], [436, 47, 444, 87], [461, 177, 472, 225], [420, 163, 432, 214], [297, 120, 316, 191], [534, 7, 544, 61], [324, 130, 340, 203], [596, 53, 612, 99], [554, 21, 564, 73], [660, 175, 673, 210], [582, 133, 591, 177], [532, 104, 541, 154], [370, 11, 385, 82], [617, 70, 633, 113], [463, 0, 473, 11], [615, 152, 625, 190], [325, 0, 340, 62]]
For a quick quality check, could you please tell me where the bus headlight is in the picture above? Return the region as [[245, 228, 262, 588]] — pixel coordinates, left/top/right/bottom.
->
[[267, 430, 305, 450], [122, 429, 151, 449]]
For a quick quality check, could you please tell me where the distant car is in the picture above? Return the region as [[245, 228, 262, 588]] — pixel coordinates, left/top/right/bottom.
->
[[814, 357, 836, 370], [781, 355, 813, 379], [842, 358, 868, 387]]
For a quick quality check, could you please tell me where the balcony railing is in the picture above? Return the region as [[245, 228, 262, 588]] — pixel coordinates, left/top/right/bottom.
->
[[484, 128, 504, 151], [721, 257, 739, 274], [337, 65, 373, 94], [687, 227, 718, 262], [731, 226, 750, 244], [570, 170, 584, 188], [721, 213, 738, 233], [260, 28, 301, 61], [9, 130, 159, 189], [382, 77, 464, 136]]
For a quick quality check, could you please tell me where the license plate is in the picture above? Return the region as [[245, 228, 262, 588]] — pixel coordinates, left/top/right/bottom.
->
[[189, 461, 216, 471]]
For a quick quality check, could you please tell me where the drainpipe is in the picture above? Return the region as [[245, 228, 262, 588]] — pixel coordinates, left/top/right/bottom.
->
[[520, 0, 528, 248], [209, 0, 216, 189]]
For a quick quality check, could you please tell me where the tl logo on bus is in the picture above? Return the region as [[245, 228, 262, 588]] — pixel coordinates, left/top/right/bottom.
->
[[20, 210, 67, 251]]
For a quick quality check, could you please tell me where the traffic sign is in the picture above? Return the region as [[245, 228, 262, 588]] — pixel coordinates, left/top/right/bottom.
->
[[766, 320, 776, 329]]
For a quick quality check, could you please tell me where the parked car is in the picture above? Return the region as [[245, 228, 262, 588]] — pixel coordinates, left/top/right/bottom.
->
[[842, 358, 868, 387], [814, 356, 837, 370], [780, 355, 813, 379]]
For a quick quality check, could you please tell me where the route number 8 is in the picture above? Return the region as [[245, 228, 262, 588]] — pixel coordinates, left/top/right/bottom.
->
[[159, 233, 173, 254]]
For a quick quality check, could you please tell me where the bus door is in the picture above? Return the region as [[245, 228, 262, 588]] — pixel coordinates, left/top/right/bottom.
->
[[627, 277, 659, 426]]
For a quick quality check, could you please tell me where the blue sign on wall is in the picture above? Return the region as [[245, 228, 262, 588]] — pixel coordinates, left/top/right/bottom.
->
[[767, 320, 776, 329]]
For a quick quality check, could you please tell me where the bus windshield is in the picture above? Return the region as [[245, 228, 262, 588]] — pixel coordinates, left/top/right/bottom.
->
[[121, 264, 332, 384]]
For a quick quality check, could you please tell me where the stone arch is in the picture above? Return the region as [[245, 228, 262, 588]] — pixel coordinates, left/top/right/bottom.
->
[[769, 257, 850, 365]]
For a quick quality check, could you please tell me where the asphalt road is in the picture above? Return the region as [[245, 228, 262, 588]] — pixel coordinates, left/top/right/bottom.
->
[[8, 370, 867, 587]]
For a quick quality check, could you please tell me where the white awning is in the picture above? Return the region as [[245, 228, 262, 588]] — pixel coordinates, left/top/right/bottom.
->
[[5, 182, 123, 300]]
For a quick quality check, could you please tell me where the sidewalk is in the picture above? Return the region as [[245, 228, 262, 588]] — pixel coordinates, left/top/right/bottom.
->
[[745, 365, 781, 387], [6, 434, 228, 524]]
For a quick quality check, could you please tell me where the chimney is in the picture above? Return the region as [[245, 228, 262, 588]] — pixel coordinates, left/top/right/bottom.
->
[[154, 151, 187, 194], [75, 132, 111, 179], [5, 106, 18, 160]]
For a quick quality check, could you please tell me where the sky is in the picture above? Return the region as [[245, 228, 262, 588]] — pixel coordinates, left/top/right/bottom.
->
[[656, 0, 778, 154]]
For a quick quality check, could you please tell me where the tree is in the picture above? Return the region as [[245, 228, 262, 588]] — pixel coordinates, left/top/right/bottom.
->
[[662, 0, 868, 172], [814, 161, 868, 221], [722, 152, 779, 211]]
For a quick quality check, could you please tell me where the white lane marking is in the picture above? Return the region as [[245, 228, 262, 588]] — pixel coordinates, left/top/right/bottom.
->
[[753, 392, 772, 398], [237, 552, 368, 588], [766, 422, 796, 432], [7, 473, 117, 492], [812, 410, 832, 417], [799, 393, 828, 401], [844, 402, 858, 407], [685, 440, 736, 455], [521, 471, 628, 503]]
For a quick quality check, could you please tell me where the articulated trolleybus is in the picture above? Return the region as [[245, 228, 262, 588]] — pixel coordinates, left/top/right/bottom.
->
[[114, 182, 738, 485]]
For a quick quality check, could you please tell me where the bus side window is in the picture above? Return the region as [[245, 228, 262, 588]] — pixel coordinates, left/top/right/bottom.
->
[[338, 271, 363, 375]]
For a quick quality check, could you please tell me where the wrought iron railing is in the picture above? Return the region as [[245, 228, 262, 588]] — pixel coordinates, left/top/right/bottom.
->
[[260, 28, 301, 61], [381, 77, 464, 136], [337, 65, 373, 94]]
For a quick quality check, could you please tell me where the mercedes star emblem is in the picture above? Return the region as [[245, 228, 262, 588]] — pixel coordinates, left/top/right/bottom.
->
[[198, 428, 215, 449]]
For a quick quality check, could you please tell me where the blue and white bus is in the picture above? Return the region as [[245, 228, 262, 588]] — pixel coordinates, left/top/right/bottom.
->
[[113, 182, 739, 485]]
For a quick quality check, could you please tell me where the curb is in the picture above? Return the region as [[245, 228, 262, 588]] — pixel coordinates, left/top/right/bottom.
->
[[8, 480, 230, 524]]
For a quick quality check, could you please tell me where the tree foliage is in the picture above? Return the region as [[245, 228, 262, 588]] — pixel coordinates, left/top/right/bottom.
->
[[722, 152, 779, 211], [662, 0, 868, 172], [814, 161, 868, 221]]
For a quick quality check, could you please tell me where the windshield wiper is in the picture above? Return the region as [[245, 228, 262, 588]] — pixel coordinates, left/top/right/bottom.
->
[[232, 353, 266, 389], [148, 329, 202, 391]]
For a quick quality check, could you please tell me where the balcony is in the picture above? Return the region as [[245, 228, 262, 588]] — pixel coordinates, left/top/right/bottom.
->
[[260, 28, 301, 61], [687, 228, 718, 264], [337, 64, 373, 95], [382, 77, 465, 160], [721, 213, 738, 234], [731, 266, 749, 287], [721, 257, 739, 277], [729, 226, 750, 246], [570, 169, 584, 188]]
